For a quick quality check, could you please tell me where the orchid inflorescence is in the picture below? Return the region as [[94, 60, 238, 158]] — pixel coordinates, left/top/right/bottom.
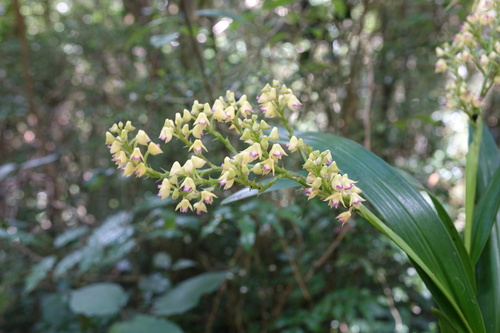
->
[[105, 80, 365, 224], [435, 0, 500, 117]]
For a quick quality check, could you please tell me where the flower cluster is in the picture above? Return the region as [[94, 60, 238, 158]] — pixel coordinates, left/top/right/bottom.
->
[[435, 1, 500, 117], [106, 80, 364, 224]]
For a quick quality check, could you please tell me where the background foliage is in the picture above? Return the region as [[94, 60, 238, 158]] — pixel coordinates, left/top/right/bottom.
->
[[1, 0, 499, 332]]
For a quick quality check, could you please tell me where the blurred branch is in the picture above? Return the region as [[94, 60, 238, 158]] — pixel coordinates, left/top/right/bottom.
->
[[13, 0, 39, 122], [180, 0, 214, 100], [205, 245, 243, 333], [304, 223, 351, 282], [361, 40, 374, 150], [279, 236, 312, 302], [377, 269, 404, 332], [11, 241, 43, 262]]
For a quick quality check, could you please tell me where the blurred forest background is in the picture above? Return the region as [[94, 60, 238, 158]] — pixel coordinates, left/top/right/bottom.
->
[[1, 0, 500, 332]]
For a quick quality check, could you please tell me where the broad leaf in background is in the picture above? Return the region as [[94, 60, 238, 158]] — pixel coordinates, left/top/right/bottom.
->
[[221, 171, 307, 205], [150, 32, 180, 48], [23, 256, 56, 294], [109, 314, 183, 333], [70, 282, 128, 317], [152, 272, 226, 316], [300, 131, 484, 332], [474, 125, 500, 333], [237, 215, 256, 252]]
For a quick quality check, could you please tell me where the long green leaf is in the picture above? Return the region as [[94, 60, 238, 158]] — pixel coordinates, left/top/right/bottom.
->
[[474, 125, 500, 333], [470, 165, 500, 264], [300, 132, 484, 332]]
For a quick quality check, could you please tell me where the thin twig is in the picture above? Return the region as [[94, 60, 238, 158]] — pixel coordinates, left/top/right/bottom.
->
[[304, 223, 351, 282], [377, 269, 404, 332], [205, 246, 243, 333], [180, 0, 214, 100], [278, 236, 312, 302]]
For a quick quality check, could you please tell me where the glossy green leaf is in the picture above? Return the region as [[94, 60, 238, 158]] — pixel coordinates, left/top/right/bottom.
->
[[70, 282, 127, 317], [299, 132, 483, 332], [470, 165, 500, 264], [432, 307, 457, 333], [476, 221, 500, 333], [152, 272, 226, 316], [474, 125, 500, 333], [109, 314, 183, 333]]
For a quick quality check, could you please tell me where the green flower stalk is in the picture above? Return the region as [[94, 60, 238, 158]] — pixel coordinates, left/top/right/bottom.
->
[[435, 0, 500, 252], [106, 80, 365, 223]]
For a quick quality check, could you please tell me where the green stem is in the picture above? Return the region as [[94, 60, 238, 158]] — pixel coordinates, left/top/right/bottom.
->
[[464, 115, 483, 253]]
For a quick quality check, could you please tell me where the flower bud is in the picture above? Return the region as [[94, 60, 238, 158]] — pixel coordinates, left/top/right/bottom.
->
[[147, 142, 163, 155], [159, 127, 174, 143], [183, 109, 192, 122], [261, 136, 269, 150], [124, 121, 135, 131], [170, 161, 182, 176], [269, 127, 279, 141], [136, 130, 151, 146], [181, 124, 190, 138], [105, 132, 116, 145], [191, 156, 206, 169]]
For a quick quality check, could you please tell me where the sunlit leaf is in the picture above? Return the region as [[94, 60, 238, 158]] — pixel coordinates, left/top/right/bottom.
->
[[53, 226, 89, 248], [24, 256, 56, 294], [69, 282, 127, 317], [152, 272, 226, 316], [109, 314, 183, 333], [150, 32, 180, 48], [53, 250, 83, 278]]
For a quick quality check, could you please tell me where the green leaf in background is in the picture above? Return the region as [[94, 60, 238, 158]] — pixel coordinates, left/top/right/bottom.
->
[[300, 131, 484, 332], [125, 17, 170, 48], [24, 256, 56, 294], [109, 314, 183, 333], [237, 215, 256, 252], [69, 282, 127, 317], [474, 125, 500, 333], [221, 171, 306, 205], [152, 272, 226, 316], [150, 32, 180, 48], [195, 9, 251, 26], [53, 226, 89, 248]]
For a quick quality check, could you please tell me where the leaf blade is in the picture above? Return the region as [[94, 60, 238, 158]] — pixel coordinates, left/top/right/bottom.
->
[[301, 131, 483, 332]]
